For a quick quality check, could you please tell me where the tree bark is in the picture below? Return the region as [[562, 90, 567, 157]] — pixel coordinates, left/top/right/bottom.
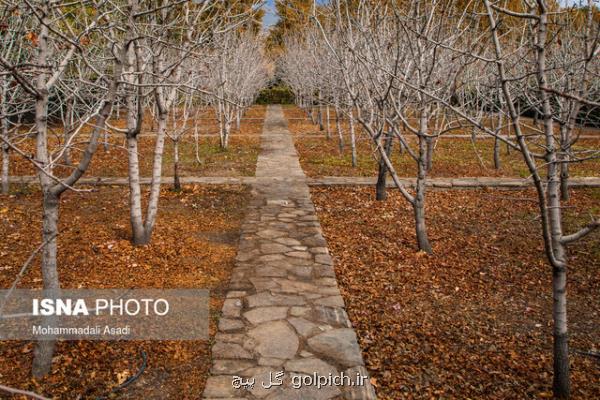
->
[[559, 125, 570, 201], [31, 13, 57, 374], [317, 92, 324, 131], [493, 136, 501, 170], [1, 141, 8, 195], [173, 139, 181, 191], [414, 136, 432, 254], [221, 118, 231, 149], [63, 97, 74, 166], [349, 108, 357, 167], [325, 105, 331, 140], [142, 113, 167, 243], [127, 134, 147, 245], [32, 192, 60, 377], [194, 127, 202, 164], [552, 245, 570, 399], [536, 6, 570, 396], [425, 137, 434, 172], [335, 104, 344, 153], [1, 81, 9, 194], [376, 132, 393, 201], [103, 126, 110, 152]]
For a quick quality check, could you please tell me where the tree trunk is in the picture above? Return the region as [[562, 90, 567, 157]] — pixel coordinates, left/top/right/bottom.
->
[[349, 108, 357, 168], [103, 129, 110, 152], [335, 105, 344, 153], [2, 82, 10, 194], [548, 129, 570, 400], [221, 118, 231, 149], [325, 105, 331, 140], [1, 142, 8, 195], [31, 17, 59, 373], [493, 136, 501, 170], [506, 120, 511, 155], [414, 136, 432, 254], [218, 102, 225, 148], [536, 7, 570, 395], [493, 113, 502, 169], [425, 137, 434, 172], [63, 98, 73, 166], [376, 132, 393, 201], [317, 93, 324, 131], [194, 127, 202, 164], [127, 135, 147, 245], [173, 139, 181, 191], [32, 192, 60, 377], [559, 125, 570, 201], [142, 113, 167, 243], [552, 245, 570, 399], [549, 171, 569, 398]]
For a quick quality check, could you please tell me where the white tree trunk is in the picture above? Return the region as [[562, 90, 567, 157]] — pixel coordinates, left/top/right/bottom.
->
[[143, 114, 167, 241], [348, 107, 357, 167], [325, 105, 331, 140], [127, 135, 147, 244], [335, 103, 344, 153], [126, 114, 167, 245]]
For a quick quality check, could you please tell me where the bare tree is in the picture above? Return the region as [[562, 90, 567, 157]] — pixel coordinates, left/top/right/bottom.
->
[[208, 31, 269, 150], [0, 0, 125, 375], [285, 1, 599, 396], [482, 1, 599, 396]]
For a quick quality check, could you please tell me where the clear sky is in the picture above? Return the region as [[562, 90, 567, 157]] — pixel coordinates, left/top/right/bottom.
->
[[263, 0, 278, 28]]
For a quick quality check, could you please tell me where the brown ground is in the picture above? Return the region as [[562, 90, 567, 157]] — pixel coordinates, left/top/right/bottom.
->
[[8, 106, 265, 178], [282, 106, 600, 179], [311, 186, 600, 400], [0, 184, 250, 399]]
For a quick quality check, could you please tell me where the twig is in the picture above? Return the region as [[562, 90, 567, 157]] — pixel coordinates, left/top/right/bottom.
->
[[0, 233, 57, 317], [0, 384, 51, 400], [95, 350, 147, 400], [574, 349, 600, 360]]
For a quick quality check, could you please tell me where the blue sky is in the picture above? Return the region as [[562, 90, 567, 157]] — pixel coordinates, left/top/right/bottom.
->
[[263, 0, 278, 28]]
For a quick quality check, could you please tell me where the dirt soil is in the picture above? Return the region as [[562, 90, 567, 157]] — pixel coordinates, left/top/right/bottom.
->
[[282, 106, 600, 179], [311, 186, 600, 400], [0, 184, 250, 399]]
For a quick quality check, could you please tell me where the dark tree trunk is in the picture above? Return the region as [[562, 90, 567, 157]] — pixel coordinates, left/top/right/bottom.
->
[[560, 125, 570, 201], [173, 139, 181, 191], [376, 132, 393, 201], [32, 192, 60, 377], [494, 136, 501, 170], [414, 136, 432, 254], [425, 137, 434, 172]]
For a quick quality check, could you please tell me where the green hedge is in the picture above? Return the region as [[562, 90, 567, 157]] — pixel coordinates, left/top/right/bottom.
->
[[255, 86, 295, 105]]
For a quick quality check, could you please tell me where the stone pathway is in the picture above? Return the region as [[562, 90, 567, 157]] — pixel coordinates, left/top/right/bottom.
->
[[202, 106, 377, 400]]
